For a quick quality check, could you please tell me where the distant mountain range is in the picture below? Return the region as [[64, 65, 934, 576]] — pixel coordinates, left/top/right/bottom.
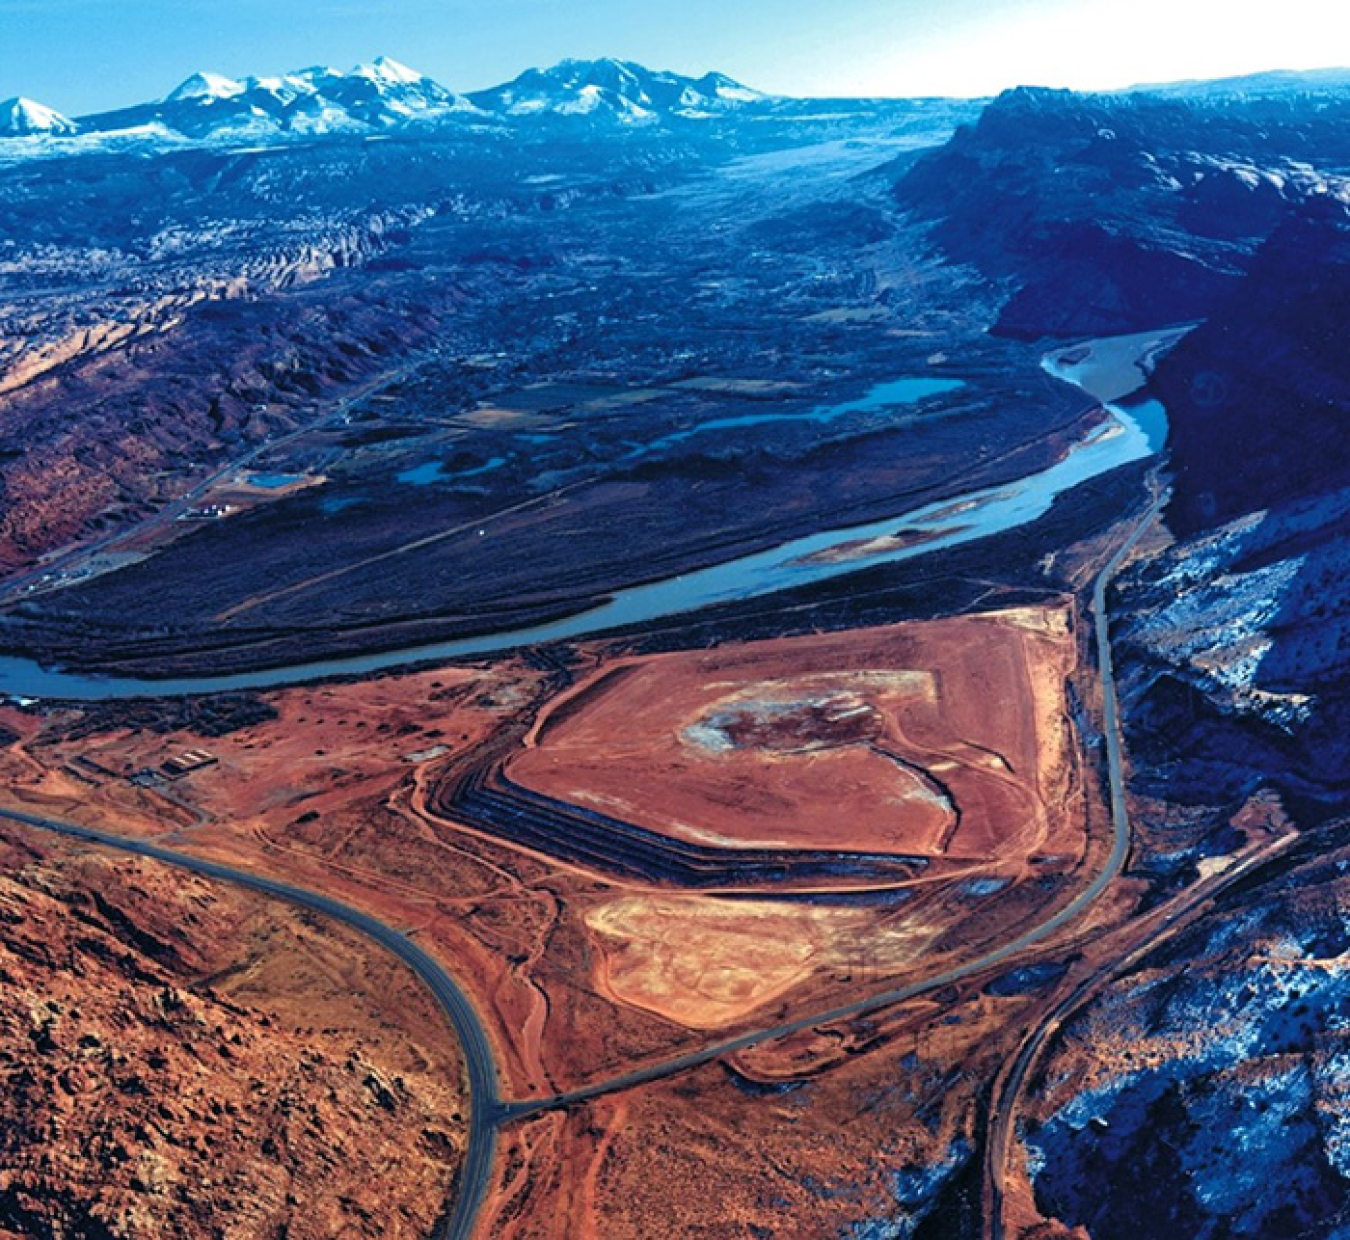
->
[[9, 57, 1350, 149], [75, 57, 481, 139], [1125, 66, 1350, 101], [0, 56, 774, 143]]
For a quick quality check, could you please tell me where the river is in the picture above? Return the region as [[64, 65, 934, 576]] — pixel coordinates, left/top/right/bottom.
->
[[0, 328, 1183, 701]]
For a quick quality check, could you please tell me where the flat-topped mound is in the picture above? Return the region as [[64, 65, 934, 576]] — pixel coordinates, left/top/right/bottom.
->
[[509, 605, 1080, 863]]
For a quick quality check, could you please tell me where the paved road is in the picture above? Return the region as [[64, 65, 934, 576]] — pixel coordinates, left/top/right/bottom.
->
[[0, 807, 502, 1240], [0, 501, 1167, 1237], [0, 496, 1169, 1239], [0, 337, 1180, 1239], [983, 826, 1294, 1240], [979, 488, 1162, 1239], [504, 494, 1166, 1122], [1092, 494, 1165, 904]]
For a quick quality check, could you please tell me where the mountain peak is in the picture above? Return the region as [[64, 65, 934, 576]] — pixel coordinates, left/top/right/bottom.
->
[[352, 56, 426, 86], [166, 71, 246, 104], [0, 96, 78, 136], [696, 71, 767, 103], [72, 57, 479, 139], [552, 56, 639, 74], [15, 54, 768, 148], [467, 58, 766, 122]]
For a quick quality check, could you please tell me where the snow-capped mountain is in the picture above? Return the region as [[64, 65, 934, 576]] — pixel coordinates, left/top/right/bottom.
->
[[165, 72, 248, 104], [0, 97, 79, 136], [467, 58, 769, 121], [0, 56, 772, 150], [77, 57, 480, 139]]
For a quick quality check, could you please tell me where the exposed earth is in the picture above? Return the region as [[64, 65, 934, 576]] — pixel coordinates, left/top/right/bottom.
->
[[0, 823, 466, 1240], [2, 53, 1350, 1240]]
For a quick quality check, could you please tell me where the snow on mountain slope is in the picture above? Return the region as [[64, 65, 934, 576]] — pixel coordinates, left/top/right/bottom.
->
[[467, 58, 768, 121], [75, 57, 481, 140], [703, 73, 768, 104], [165, 72, 247, 103], [4, 55, 766, 151], [352, 56, 425, 87], [0, 97, 79, 136]]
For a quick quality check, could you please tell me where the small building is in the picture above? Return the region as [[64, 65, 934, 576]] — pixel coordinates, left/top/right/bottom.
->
[[160, 749, 218, 780]]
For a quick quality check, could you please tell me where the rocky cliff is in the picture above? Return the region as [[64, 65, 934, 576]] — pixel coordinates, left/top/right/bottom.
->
[[896, 87, 1350, 338], [0, 824, 465, 1239]]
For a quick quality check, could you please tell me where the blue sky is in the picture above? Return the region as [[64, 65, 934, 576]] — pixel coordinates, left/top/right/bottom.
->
[[2, 0, 1349, 115]]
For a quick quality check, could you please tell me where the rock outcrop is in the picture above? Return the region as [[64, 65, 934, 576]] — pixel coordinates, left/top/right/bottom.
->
[[896, 86, 1350, 338], [0, 825, 465, 1239]]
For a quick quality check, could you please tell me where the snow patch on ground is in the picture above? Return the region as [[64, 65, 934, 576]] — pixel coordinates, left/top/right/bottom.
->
[[844, 1138, 972, 1240]]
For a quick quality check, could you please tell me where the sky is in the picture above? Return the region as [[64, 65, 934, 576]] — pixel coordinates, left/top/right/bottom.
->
[[2, 0, 1349, 116]]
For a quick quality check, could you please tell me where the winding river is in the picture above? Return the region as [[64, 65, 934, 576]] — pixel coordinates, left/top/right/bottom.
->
[[0, 329, 1181, 701]]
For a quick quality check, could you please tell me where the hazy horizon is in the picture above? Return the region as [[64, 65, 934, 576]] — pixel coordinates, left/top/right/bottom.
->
[[3, 0, 1350, 116]]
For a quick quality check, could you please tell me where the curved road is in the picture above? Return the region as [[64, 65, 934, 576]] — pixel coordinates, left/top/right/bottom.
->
[[0, 346, 1172, 1234], [980, 488, 1163, 1237], [504, 492, 1167, 1121], [0, 807, 502, 1240], [0, 491, 1166, 1239], [983, 824, 1294, 1240]]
